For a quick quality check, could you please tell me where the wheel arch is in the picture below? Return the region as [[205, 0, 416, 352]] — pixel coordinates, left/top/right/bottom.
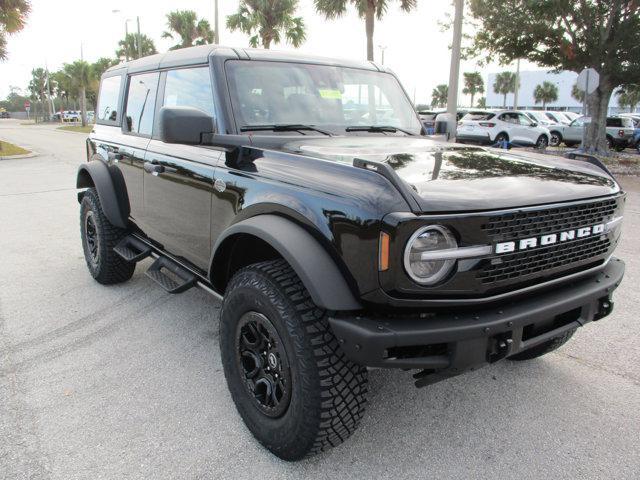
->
[[76, 160, 129, 229], [209, 215, 362, 311], [494, 131, 509, 141]]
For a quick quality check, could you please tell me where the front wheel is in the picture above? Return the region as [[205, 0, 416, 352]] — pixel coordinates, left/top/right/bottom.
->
[[219, 259, 368, 461], [549, 131, 562, 147], [535, 135, 549, 149]]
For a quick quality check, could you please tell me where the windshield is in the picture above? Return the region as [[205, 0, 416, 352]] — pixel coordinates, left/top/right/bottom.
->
[[226, 60, 422, 135]]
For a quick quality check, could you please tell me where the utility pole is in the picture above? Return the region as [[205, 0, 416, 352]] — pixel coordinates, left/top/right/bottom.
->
[[446, 0, 464, 141], [45, 62, 55, 120], [136, 17, 142, 59], [513, 58, 520, 110], [214, 0, 220, 44]]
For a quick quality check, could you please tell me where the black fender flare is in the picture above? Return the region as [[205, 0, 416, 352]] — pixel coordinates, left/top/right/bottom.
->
[[76, 161, 129, 229], [211, 215, 362, 311]]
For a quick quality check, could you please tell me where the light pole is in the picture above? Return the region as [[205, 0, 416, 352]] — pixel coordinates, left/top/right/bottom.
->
[[446, 0, 464, 141], [112, 10, 141, 61], [378, 45, 387, 65], [214, 0, 220, 44], [513, 58, 520, 110]]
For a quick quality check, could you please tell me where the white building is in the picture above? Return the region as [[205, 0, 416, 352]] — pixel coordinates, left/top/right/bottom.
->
[[485, 70, 626, 114]]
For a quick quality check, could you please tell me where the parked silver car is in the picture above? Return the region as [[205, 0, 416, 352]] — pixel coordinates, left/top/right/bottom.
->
[[548, 116, 635, 150]]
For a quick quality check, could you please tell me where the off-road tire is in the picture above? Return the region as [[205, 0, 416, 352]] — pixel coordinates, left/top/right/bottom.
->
[[80, 188, 135, 284], [508, 328, 576, 361], [219, 259, 368, 461]]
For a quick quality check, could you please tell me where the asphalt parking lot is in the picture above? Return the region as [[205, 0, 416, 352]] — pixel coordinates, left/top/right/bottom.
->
[[1, 119, 639, 479]]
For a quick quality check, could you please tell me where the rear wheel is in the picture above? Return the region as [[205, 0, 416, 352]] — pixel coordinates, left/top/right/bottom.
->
[[80, 188, 135, 284], [494, 132, 509, 144], [508, 329, 576, 361], [219, 259, 368, 461]]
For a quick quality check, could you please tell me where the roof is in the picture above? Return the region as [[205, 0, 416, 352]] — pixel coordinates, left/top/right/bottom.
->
[[104, 44, 381, 77]]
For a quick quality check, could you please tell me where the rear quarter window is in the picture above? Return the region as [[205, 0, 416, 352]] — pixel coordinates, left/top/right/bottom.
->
[[606, 118, 623, 128], [96, 75, 122, 124]]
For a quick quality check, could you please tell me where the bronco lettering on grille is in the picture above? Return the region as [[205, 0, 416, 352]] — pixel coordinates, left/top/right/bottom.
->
[[495, 224, 605, 254]]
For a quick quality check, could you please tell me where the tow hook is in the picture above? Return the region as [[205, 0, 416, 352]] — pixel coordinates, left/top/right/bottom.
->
[[594, 297, 614, 321], [488, 334, 513, 363]]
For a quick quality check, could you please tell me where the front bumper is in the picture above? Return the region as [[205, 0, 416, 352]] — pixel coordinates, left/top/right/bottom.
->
[[329, 258, 624, 386]]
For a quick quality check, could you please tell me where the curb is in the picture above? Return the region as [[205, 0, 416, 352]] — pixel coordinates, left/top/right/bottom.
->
[[0, 151, 39, 160]]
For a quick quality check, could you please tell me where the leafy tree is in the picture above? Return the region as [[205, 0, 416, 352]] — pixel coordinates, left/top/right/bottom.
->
[[162, 10, 214, 50], [477, 96, 486, 108], [227, 0, 305, 49], [314, 0, 417, 61], [52, 70, 75, 109], [431, 84, 448, 108], [467, 0, 640, 152], [0, 85, 29, 111], [116, 33, 157, 61], [534, 81, 559, 110], [617, 84, 640, 113], [63, 61, 92, 126], [28, 67, 51, 117], [0, 0, 30, 60], [462, 72, 484, 107], [492, 71, 517, 108]]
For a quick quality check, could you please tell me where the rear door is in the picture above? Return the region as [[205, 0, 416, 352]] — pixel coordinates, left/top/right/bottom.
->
[[118, 71, 160, 228], [142, 66, 222, 270]]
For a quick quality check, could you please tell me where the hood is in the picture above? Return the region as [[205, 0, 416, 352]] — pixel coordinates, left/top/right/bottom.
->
[[280, 136, 619, 212]]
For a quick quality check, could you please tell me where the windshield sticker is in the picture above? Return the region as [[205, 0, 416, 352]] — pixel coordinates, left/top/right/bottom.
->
[[319, 89, 342, 99]]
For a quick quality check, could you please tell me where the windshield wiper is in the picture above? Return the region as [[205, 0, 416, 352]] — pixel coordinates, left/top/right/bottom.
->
[[240, 124, 333, 136], [345, 125, 415, 136]]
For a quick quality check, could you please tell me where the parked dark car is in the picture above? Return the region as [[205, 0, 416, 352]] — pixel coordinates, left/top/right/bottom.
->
[[0, 111, 10, 119], [77, 45, 625, 461]]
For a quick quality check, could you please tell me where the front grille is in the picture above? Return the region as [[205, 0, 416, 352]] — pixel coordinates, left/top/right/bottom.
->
[[481, 198, 617, 241], [478, 197, 619, 286], [477, 236, 610, 284]]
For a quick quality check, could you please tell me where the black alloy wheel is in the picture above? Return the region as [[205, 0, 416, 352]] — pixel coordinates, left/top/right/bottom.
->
[[83, 210, 100, 267], [236, 311, 292, 418]]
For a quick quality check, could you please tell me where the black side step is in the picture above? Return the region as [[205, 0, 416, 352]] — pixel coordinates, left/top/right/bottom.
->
[[114, 236, 152, 263], [145, 256, 196, 294]]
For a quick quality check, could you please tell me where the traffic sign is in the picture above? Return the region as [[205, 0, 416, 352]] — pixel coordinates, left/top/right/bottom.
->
[[24, 100, 31, 110], [576, 68, 599, 94]]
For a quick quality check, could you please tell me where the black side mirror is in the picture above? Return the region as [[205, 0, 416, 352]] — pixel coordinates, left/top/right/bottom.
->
[[158, 106, 214, 145]]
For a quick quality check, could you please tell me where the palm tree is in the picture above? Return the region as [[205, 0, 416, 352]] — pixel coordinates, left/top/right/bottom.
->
[[571, 82, 585, 103], [116, 33, 157, 61], [617, 85, 640, 113], [63, 61, 92, 127], [477, 97, 486, 108], [431, 84, 448, 108], [462, 72, 484, 107], [227, 0, 305, 49], [162, 10, 215, 50], [533, 81, 559, 109], [314, 0, 417, 61], [493, 71, 517, 108], [0, 0, 31, 60]]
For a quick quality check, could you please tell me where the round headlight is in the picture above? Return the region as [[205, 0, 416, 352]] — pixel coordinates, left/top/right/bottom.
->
[[404, 225, 457, 285]]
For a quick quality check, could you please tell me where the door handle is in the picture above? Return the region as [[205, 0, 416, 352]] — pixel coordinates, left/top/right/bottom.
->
[[143, 162, 164, 175], [143, 162, 178, 175]]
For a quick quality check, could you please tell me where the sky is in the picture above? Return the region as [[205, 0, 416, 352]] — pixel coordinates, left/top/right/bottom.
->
[[0, 0, 544, 105]]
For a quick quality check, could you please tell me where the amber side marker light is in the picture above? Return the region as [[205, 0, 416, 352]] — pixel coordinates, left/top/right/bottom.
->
[[379, 232, 390, 271]]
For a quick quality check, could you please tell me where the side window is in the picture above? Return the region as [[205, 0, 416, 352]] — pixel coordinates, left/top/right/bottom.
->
[[163, 67, 215, 118], [518, 113, 533, 126], [124, 72, 159, 136], [96, 75, 122, 124]]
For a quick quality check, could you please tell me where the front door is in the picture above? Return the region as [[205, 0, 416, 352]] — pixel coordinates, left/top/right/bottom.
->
[[141, 66, 221, 270]]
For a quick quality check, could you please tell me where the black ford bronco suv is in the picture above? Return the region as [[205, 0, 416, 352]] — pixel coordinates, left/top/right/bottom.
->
[[77, 45, 625, 460]]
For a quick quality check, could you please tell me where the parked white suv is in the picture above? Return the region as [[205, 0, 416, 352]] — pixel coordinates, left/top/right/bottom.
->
[[457, 110, 551, 148]]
